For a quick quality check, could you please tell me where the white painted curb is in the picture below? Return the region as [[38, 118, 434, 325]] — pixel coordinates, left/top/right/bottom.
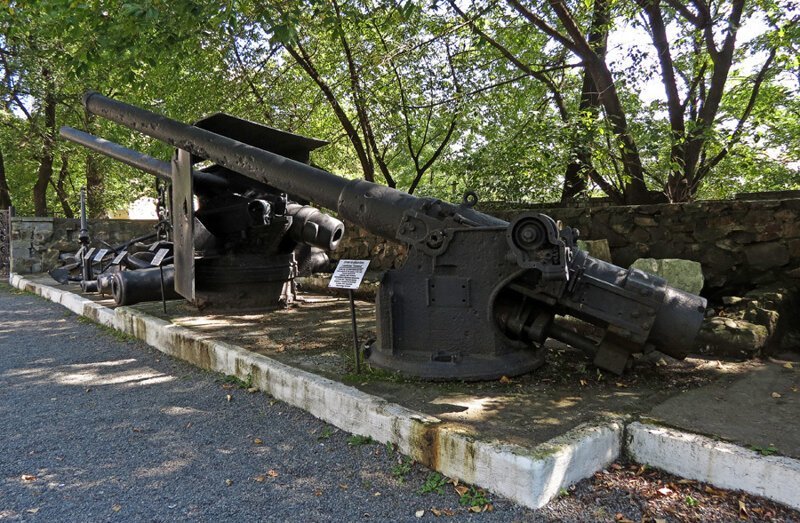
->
[[627, 422, 800, 510], [9, 273, 619, 509]]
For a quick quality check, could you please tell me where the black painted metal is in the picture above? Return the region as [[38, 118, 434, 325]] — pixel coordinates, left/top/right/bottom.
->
[[78, 92, 708, 379]]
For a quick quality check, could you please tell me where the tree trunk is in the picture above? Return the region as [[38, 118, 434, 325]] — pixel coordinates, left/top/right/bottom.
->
[[33, 73, 56, 217], [52, 153, 74, 218], [561, 0, 609, 202], [86, 153, 104, 218], [0, 148, 12, 210]]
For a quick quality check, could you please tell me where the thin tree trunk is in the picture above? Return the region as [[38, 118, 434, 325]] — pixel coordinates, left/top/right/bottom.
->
[[51, 153, 74, 218], [84, 110, 105, 218], [33, 71, 56, 217], [0, 148, 11, 210]]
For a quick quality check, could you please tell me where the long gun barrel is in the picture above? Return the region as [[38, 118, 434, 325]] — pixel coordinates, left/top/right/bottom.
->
[[77, 91, 707, 379]]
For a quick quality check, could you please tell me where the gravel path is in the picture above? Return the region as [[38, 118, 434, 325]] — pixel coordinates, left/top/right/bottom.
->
[[1, 284, 797, 522]]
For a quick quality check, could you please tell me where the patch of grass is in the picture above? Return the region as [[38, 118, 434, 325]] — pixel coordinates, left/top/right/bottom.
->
[[391, 456, 413, 483], [342, 364, 412, 385], [685, 495, 699, 507], [217, 373, 253, 389], [317, 426, 334, 440], [749, 444, 779, 456], [419, 472, 448, 495], [75, 316, 135, 342], [558, 487, 570, 498], [458, 485, 491, 507], [347, 434, 375, 446]]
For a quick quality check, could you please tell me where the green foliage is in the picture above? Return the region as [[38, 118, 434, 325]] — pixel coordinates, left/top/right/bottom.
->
[[458, 485, 491, 507], [390, 456, 414, 482], [0, 0, 798, 214], [346, 434, 375, 446], [418, 472, 448, 495]]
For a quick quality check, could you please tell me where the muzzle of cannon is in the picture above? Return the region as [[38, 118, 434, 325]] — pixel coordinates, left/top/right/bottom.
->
[[61, 102, 344, 310], [70, 92, 707, 378]]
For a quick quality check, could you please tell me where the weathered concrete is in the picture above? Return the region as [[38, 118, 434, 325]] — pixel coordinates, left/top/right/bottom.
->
[[628, 422, 800, 510]]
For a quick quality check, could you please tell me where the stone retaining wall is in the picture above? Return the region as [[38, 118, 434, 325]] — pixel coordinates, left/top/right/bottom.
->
[[332, 197, 800, 294], [10, 217, 157, 274]]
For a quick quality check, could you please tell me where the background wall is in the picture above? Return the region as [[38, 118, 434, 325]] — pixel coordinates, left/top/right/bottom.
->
[[332, 195, 800, 295], [10, 217, 156, 274]]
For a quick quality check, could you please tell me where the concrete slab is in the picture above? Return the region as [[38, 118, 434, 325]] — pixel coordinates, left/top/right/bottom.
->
[[646, 361, 800, 459]]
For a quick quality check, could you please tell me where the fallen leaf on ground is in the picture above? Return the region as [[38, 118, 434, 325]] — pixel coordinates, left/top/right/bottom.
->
[[225, 479, 233, 486], [373, 492, 381, 497], [677, 479, 696, 484], [454, 485, 469, 496], [782, 362, 793, 369], [704, 485, 723, 495], [111, 504, 122, 512], [247, 387, 258, 393], [253, 438, 263, 445], [314, 489, 322, 496], [483, 504, 494, 512], [226, 394, 232, 402], [615, 382, 628, 388], [221, 383, 234, 390], [267, 469, 278, 477], [25, 508, 39, 514], [654, 519, 667, 523], [739, 499, 748, 519], [771, 392, 782, 398], [468, 506, 482, 513], [499, 375, 512, 384], [254, 475, 266, 482], [415, 509, 425, 518], [579, 379, 588, 386], [338, 483, 348, 490], [611, 463, 623, 470], [657, 487, 674, 496], [430, 508, 442, 517], [21, 475, 36, 482]]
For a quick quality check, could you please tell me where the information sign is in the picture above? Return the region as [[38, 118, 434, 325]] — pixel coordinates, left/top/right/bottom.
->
[[329, 260, 370, 290]]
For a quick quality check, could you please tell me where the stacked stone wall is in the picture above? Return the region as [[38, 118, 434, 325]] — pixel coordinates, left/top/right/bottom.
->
[[10, 217, 156, 274], [332, 197, 800, 294]]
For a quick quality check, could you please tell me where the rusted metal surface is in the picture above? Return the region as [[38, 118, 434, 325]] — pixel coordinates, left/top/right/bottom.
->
[[71, 92, 708, 379], [59, 98, 344, 310]]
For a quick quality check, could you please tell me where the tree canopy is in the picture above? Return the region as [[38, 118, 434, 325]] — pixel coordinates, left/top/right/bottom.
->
[[1, 0, 798, 216]]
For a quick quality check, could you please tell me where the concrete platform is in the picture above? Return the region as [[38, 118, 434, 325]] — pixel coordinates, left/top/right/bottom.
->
[[9, 273, 800, 511]]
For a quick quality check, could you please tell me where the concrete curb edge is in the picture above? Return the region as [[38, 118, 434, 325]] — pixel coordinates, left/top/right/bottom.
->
[[627, 421, 800, 510]]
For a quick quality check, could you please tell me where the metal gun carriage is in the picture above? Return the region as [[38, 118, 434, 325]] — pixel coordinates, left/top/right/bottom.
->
[[62, 92, 707, 380]]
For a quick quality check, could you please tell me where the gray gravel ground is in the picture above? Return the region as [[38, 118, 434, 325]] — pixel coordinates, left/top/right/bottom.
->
[[2, 284, 795, 522]]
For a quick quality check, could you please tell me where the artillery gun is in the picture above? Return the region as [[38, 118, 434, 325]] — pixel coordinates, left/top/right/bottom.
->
[[61, 103, 344, 309], [63, 92, 707, 379]]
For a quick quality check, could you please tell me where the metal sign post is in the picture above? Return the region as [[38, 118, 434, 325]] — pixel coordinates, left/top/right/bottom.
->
[[328, 260, 371, 374]]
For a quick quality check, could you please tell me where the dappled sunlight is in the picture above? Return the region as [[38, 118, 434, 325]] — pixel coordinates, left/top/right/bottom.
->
[[160, 406, 206, 416], [2, 358, 175, 388], [134, 458, 191, 478]]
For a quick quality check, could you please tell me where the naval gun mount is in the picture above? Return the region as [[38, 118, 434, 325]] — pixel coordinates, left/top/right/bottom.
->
[[71, 91, 708, 380]]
